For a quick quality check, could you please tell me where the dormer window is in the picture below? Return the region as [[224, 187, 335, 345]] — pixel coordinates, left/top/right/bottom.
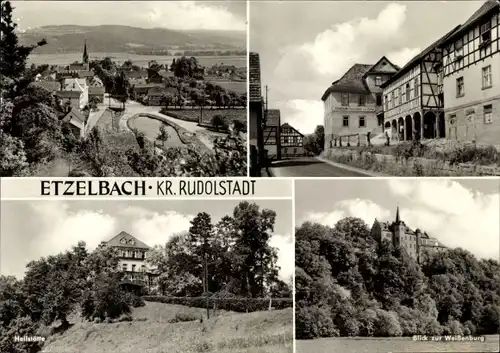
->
[[480, 20, 491, 45], [120, 238, 127, 244]]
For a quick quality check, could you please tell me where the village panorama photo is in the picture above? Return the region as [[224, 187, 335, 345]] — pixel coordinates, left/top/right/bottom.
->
[[0, 0, 248, 177], [0, 199, 293, 353]]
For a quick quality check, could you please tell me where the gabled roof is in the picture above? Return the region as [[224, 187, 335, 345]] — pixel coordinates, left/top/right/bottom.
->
[[381, 25, 462, 88], [63, 107, 85, 124], [281, 122, 304, 136], [265, 109, 280, 126], [363, 56, 400, 78], [106, 231, 151, 249], [321, 64, 373, 101], [249, 52, 262, 103], [444, 0, 499, 44], [147, 87, 165, 96]]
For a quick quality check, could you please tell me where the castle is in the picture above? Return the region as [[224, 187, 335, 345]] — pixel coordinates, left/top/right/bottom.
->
[[370, 207, 447, 263]]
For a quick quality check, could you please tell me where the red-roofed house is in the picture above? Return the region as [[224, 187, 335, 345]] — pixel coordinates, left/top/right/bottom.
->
[[322, 56, 399, 149]]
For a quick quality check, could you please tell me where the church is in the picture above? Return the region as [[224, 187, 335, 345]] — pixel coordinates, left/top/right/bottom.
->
[[370, 207, 447, 263]]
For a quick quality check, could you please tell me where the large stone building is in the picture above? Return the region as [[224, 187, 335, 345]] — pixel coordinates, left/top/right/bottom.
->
[[380, 26, 460, 142], [322, 57, 399, 149], [441, 0, 500, 145], [104, 231, 158, 292], [370, 207, 447, 263]]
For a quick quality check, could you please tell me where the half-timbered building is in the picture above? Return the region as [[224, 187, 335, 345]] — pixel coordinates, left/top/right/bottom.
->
[[322, 57, 399, 149], [380, 26, 460, 142], [280, 123, 304, 158], [441, 0, 500, 144], [263, 109, 281, 160]]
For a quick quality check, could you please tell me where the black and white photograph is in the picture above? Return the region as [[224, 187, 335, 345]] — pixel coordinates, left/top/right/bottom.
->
[[0, 0, 248, 177], [250, 1, 500, 177], [295, 178, 500, 352], [0, 199, 293, 353]]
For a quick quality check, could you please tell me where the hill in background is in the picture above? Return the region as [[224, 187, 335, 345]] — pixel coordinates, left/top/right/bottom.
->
[[19, 25, 246, 54]]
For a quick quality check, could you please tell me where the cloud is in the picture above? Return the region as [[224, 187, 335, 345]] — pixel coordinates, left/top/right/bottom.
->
[[14, 1, 245, 31], [119, 206, 194, 247], [386, 179, 499, 260], [270, 3, 420, 134], [269, 233, 294, 281], [276, 99, 324, 134], [303, 199, 391, 227]]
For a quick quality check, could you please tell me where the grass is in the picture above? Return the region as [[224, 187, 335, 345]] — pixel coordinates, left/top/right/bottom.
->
[[209, 81, 247, 94], [296, 335, 500, 353], [161, 108, 247, 128], [127, 115, 184, 148], [40, 302, 293, 353]]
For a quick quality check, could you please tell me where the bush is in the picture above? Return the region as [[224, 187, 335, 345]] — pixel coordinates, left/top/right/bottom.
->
[[357, 309, 378, 336], [373, 309, 402, 337], [0, 316, 42, 353], [142, 296, 293, 313], [124, 292, 145, 308], [211, 115, 228, 131], [443, 319, 463, 335], [81, 275, 131, 321], [169, 312, 200, 323], [296, 306, 338, 339]]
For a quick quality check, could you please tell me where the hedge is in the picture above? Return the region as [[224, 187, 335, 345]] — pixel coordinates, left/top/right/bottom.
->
[[142, 296, 292, 312]]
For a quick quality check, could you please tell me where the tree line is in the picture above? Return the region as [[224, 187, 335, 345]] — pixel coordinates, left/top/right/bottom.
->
[[295, 218, 500, 339]]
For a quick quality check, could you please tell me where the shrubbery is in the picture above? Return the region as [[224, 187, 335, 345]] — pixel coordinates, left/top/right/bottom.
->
[[296, 306, 338, 339], [142, 296, 293, 313]]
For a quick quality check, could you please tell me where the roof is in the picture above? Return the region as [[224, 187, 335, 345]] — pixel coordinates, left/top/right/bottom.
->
[[158, 69, 174, 78], [265, 109, 280, 126], [133, 83, 163, 90], [56, 90, 81, 98], [249, 52, 262, 103], [321, 64, 373, 100], [281, 122, 304, 136], [63, 107, 85, 124], [363, 56, 400, 78], [89, 86, 105, 95], [147, 87, 165, 96], [445, 0, 499, 43], [78, 70, 94, 78], [106, 231, 151, 249], [34, 80, 60, 92], [381, 25, 462, 88]]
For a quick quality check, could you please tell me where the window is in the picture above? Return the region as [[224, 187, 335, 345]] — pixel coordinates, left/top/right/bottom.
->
[[376, 94, 382, 106], [342, 116, 349, 127], [391, 91, 395, 108], [359, 116, 365, 127], [414, 78, 419, 97], [455, 39, 463, 59], [481, 20, 491, 43], [384, 95, 388, 110], [482, 66, 492, 89], [341, 93, 349, 106], [375, 76, 382, 86], [122, 264, 128, 271], [405, 83, 410, 101], [484, 105, 493, 124], [132, 264, 136, 272], [358, 94, 366, 106], [398, 87, 402, 105], [456, 77, 464, 97]]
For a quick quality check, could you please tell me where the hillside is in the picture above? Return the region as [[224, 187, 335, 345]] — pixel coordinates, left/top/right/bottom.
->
[[41, 302, 293, 353], [19, 25, 246, 54]]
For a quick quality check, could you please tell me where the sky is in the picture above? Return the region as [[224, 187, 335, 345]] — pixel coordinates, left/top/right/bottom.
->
[[295, 178, 500, 261], [11, 1, 247, 31], [250, 1, 486, 134], [0, 199, 293, 281]]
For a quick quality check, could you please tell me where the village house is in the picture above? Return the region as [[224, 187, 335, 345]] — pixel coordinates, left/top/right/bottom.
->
[[380, 26, 460, 142], [103, 231, 158, 293], [145, 86, 165, 106], [249, 52, 265, 176], [62, 107, 86, 138], [322, 57, 399, 148], [371, 207, 447, 264], [280, 123, 304, 158], [441, 0, 500, 144], [57, 78, 89, 110], [131, 83, 163, 100], [89, 86, 105, 104], [263, 109, 281, 160]]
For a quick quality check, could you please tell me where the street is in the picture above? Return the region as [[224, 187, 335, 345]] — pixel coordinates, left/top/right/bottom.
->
[[268, 157, 374, 177]]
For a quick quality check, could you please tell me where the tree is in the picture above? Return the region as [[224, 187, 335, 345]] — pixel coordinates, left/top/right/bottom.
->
[[112, 71, 130, 109], [211, 114, 226, 132], [189, 213, 213, 294], [156, 124, 170, 147], [0, 133, 28, 176]]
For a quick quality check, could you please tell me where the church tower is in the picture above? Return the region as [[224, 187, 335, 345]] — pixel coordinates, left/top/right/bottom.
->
[[82, 40, 89, 70]]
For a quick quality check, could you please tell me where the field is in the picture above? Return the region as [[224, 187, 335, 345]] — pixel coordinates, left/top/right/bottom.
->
[[40, 302, 293, 353], [28, 53, 246, 68], [128, 115, 184, 148], [296, 336, 500, 353], [210, 80, 247, 94]]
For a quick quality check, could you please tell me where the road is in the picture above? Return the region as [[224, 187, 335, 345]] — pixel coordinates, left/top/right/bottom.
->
[[268, 157, 373, 177]]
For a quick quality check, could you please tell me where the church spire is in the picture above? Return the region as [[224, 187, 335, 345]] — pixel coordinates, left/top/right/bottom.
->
[[83, 40, 88, 64], [395, 205, 400, 223]]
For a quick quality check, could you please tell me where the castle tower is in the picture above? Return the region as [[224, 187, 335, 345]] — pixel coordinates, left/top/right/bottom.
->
[[415, 228, 422, 264], [392, 206, 405, 248]]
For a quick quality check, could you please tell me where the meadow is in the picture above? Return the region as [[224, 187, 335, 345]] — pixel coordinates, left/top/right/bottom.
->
[[40, 302, 293, 353], [209, 80, 247, 94], [296, 336, 500, 353], [28, 53, 246, 68]]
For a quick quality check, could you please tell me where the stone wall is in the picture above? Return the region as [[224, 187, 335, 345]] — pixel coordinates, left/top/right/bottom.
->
[[325, 148, 500, 176]]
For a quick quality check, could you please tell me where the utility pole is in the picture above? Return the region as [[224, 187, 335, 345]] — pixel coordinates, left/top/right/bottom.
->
[[265, 85, 269, 116]]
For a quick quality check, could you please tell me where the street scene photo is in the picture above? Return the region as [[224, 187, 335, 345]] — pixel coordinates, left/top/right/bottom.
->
[[250, 1, 500, 177], [0, 199, 293, 353], [0, 1, 248, 177], [295, 178, 500, 352]]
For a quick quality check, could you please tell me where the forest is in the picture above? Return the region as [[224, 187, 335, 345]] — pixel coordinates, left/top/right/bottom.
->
[[295, 217, 500, 339]]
